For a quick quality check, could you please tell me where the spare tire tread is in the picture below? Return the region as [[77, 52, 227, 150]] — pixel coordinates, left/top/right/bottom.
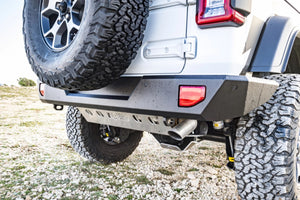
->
[[23, 0, 149, 91]]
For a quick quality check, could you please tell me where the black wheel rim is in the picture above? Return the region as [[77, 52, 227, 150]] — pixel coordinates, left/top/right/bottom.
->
[[100, 126, 130, 146], [40, 0, 85, 51]]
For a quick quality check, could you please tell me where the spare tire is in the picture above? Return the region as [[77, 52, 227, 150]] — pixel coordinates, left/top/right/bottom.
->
[[23, 0, 149, 91]]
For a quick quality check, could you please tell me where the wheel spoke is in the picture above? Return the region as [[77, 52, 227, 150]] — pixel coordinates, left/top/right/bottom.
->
[[40, 0, 84, 50], [44, 19, 67, 48], [71, 0, 79, 8], [41, 0, 59, 15], [72, 0, 85, 9], [71, 9, 80, 15], [71, 0, 84, 17], [67, 20, 80, 32], [66, 21, 79, 46], [44, 19, 61, 38]]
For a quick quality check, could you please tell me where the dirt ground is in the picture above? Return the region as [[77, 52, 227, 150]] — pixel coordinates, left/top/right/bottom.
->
[[0, 86, 239, 200]]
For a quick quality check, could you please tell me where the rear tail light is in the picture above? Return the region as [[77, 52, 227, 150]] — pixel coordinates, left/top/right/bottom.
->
[[196, 0, 245, 26], [179, 86, 206, 107]]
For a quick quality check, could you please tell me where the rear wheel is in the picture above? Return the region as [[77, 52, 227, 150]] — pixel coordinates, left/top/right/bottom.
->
[[235, 74, 300, 199], [66, 106, 143, 163]]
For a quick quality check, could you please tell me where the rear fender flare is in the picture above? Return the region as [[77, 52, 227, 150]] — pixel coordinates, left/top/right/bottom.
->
[[250, 16, 300, 73]]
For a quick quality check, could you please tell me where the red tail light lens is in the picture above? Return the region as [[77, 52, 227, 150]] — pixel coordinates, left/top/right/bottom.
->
[[179, 86, 206, 107], [196, 0, 245, 26]]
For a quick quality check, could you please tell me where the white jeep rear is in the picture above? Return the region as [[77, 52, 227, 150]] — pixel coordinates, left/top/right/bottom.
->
[[24, 0, 300, 198]]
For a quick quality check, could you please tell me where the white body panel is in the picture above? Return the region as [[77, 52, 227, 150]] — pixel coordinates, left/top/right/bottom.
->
[[125, 1, 187, 74], [124, 0, 299, 76], [285, 0, 300, 12], [183, 4, 254, 75]]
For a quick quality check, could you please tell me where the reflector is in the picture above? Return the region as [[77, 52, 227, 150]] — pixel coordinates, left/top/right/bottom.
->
[[39, 83, 45, 96], [179, 86, 206, 107]]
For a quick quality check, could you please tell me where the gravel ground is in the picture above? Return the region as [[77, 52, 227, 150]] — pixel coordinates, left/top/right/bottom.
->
[[0, 86, 239, 200]]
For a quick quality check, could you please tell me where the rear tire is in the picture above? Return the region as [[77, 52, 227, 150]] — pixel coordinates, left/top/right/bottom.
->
[[235, 74, 300, 199], [66, 106, 143, 163]]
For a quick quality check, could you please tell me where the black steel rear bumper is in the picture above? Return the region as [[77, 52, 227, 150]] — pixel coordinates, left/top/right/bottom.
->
[[40, 75, 278, 121]]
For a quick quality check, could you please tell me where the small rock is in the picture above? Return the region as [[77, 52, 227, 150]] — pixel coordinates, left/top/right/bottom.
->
[[190, 179, 199, 188], [25, 196, 31, 200]]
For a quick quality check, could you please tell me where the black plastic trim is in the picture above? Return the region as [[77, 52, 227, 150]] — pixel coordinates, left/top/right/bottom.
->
[[251, 16, 300, 73], [66, 92, 130, 100], [231, 0, 252, 16]]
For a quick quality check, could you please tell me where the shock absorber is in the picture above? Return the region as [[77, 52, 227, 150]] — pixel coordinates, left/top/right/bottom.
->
[[213, 119, 237, 170]]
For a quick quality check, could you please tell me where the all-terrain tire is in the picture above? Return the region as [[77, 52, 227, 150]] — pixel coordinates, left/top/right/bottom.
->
[[66, 106, 143, 163], [23, 0, 149, 91], [235, 74, 300, 199]]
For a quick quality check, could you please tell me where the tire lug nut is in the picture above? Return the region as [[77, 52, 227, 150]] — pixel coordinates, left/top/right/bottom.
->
[[66, 14, 70, 20], [57, 16, 63, 24]]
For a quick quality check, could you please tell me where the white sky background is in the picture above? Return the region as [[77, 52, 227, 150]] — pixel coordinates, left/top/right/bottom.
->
[[0, 1, 37, 86]]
